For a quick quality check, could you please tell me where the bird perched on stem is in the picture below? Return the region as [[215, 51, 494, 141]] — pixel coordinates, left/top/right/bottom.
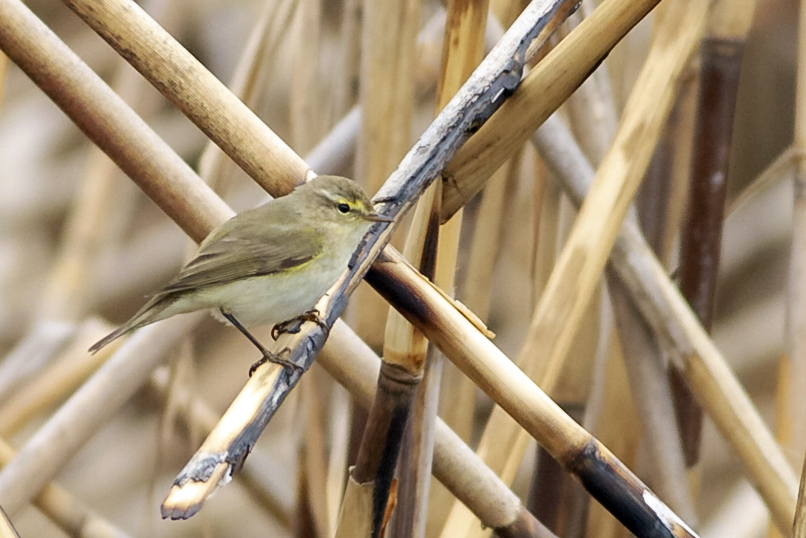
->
[[90, 175, 391, 373]]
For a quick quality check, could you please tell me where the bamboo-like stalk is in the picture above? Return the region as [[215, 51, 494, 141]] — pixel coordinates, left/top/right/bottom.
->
[[350, 0, 420, 351], [0, 0, 233, 242], [437, 154, 528, 538], [320, 321, 555, 538], [366, 249, 697, 538], [441, 0, 664, 219], [387, 1, 488, 536], [608, 275, 696, 523], [146, 367, 295, 528], [59, 0, 312, 193], [336, 0, 421, 532]]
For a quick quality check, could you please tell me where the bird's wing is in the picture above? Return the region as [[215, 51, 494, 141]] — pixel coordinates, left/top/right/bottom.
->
[[159, 218, 322, 293]]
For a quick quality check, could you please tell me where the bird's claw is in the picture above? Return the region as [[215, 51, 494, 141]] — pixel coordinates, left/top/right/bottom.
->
[[271, 310, 329, 340]]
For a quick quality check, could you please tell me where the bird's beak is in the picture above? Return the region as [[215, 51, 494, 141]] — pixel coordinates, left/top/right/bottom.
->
[[364, 212, 394, 223]]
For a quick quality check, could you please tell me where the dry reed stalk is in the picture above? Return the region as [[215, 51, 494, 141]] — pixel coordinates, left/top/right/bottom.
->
[[196, 0, 298, 192], [444, 6, 705, 532], [536, 113, 798, 531], [441, 0, 664, 219], [672, 0, 754, 470], [388, 1, 489, 536], [516, 0, 706, 395], [350, 0, 420, 351], [335, 0, 421, 532], [0, 0, 232, 242], [321, 322, 557, 538], [582, 331, 639, 538], [146, 367, 295, 528], [608, 276, 696, 523], [436, 155, 514, 445], [367, 249, 697, 538], [438, 151, 547, 538], [38, 0, 176, 323], [58, 0, 312, 193]]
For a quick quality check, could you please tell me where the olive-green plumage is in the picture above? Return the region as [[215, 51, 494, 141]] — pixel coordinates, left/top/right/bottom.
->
[[90, 175, 388, 353]]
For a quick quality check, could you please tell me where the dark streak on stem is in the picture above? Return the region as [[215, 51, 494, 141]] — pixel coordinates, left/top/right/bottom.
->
[[566, 442, 683, 538], [674, 36, 744, 467]]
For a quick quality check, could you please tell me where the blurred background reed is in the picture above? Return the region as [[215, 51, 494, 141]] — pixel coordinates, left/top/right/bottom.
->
[[0, 0, 800, 536]]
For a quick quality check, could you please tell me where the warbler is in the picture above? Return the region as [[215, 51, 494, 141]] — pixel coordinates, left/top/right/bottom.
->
[[89, 175, 391, 371]]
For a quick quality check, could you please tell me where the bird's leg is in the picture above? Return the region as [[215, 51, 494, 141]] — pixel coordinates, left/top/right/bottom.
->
[[219, 309, 302, 376], [271, 309, 330, 340]]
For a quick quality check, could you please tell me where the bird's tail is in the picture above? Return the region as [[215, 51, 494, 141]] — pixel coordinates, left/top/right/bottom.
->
[[89, 294, 176, 353]]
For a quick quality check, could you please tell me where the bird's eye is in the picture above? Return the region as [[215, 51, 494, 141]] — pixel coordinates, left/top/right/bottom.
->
[[337, 203, 351, 214]]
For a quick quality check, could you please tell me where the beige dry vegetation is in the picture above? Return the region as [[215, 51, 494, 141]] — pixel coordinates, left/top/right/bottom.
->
[[0, 0, 802, 537]]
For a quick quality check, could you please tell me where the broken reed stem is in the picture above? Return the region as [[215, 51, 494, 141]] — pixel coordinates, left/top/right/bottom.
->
[[321, 322, 555, 538], [59, 0, 311, 192]]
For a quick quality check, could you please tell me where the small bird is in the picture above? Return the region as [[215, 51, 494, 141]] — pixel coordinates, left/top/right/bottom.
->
[[90, 175, 390, 372]]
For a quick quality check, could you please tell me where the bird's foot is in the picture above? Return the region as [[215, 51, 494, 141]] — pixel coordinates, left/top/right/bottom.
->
[[271, 310, 329, 340], [249, 349, 302, 377]]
